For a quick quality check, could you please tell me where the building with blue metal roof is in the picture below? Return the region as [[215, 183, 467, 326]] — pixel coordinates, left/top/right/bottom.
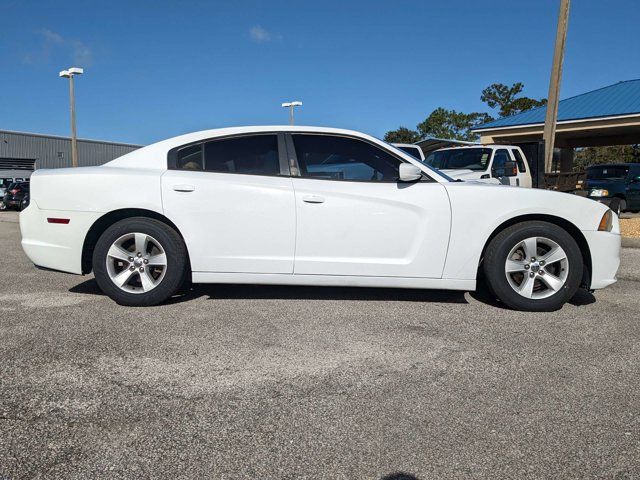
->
[[471, 80, 640, 177], [475, 79, 640, 131]]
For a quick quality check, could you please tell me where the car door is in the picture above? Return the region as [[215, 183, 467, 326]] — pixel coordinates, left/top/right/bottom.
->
[[287, 133, 451, 278], [510, 148, 532, 188], [161, 133, 296, 274], [627, 166, 640, 210]]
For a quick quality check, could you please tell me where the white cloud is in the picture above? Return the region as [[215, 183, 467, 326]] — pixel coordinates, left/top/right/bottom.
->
[[23, 29, 93, 66], [249, 25, 281, 43], [39, 28, 64, 45]]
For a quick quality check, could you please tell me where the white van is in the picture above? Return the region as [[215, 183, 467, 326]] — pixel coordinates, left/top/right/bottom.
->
[[424, 145, 533, 188]]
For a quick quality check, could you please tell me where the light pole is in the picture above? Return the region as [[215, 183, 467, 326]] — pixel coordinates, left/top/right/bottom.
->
[[281, 101, 302, 125], [59, 67, 84, 167]]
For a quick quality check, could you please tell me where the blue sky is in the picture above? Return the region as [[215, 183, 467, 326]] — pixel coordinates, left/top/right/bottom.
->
[[1, 0, 639, 145]]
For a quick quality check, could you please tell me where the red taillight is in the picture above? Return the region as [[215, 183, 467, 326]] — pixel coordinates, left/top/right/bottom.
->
[[47, 218, 70, 224]]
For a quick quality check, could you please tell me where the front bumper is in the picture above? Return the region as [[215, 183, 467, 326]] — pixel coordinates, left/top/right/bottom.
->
[[583, 230, 621, 290], [587, 196, 614, 207]]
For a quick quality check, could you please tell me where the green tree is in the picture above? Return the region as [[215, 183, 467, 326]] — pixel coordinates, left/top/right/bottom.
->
[[383, 126, 421, 144], [573, 144, 640, 172], [480, 82, 547, 117], [417, 108, 493, 142]]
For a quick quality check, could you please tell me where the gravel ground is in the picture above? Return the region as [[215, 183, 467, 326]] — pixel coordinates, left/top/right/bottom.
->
[[1, 212, 639, 479], [620, 217, 640, 238]]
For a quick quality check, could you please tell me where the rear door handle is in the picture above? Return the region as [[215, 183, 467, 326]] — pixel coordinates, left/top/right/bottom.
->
[[173, 184, 195, 192], [302, 195, 325, 204]]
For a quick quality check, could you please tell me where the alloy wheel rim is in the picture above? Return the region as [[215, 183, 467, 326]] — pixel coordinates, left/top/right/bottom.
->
[[504, 236, 569, 300], [105, 232, 167, 294]]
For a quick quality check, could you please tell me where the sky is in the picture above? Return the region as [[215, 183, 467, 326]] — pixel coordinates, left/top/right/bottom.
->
[[1, 0, 639, 145]]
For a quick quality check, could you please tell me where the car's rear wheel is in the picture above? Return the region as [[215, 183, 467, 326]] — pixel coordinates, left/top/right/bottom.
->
[[483, 221, 583, 312], [93, 217, 188, 306]]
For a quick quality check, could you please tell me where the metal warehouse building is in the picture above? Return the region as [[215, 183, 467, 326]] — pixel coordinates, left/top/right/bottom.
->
[[0, 130, 141, 179]]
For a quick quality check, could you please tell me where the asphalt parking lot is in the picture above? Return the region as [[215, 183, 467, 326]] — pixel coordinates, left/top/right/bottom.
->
[[1, 211, 639, 479]]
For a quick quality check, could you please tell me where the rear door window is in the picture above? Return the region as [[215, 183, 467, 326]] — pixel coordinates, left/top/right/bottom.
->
[[204, 135, 280, 176]]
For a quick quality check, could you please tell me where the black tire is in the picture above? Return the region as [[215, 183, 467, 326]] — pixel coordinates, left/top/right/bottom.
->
[[483, 221, 583, 312], [608, 198, 625, 216], [93, 217, 188, 306]]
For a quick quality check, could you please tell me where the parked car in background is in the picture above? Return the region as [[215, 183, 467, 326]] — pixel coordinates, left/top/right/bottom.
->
[[1, 176, 27, 204], [21, 126, 619, 311], [586, 163, 640, 215], [392, 143, 425, 161], [2, 181, 30, 210], [424, 145, 533, 188]]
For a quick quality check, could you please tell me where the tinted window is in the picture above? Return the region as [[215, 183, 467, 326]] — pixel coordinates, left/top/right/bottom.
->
[[293, 134, 400, 181], [512, 149, 527, 172], [492, 150, 511, 176], [425, 148, 492, 171], [204, 135, 279, 176], [175, 144, 203, 171], [587, 165, 630, 180]]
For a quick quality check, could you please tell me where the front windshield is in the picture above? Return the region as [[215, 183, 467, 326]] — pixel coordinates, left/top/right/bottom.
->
[[587, 165, 629, 180], [425, 148, 492, 171]]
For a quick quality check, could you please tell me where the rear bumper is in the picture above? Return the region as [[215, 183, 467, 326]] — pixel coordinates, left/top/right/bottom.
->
[[583, 230, 621, 290], [20, 203, 102, 275]]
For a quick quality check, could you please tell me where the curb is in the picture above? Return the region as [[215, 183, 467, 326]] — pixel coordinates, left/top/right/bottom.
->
[[622, 237, 640, 249]]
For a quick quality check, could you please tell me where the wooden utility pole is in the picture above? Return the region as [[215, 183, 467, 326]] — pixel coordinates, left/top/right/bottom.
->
[[542, 0, 570, 173]]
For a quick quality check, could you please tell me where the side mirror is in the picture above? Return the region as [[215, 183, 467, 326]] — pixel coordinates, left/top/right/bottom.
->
[[398, 163, 422, 182]]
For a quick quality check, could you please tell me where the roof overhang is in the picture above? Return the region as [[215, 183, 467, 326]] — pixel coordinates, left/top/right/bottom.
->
[[476, 113, 640, 148]]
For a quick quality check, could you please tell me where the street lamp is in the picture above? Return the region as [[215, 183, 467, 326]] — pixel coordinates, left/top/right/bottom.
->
[[59, 67, 84, 167], [281, 101, 302, 125]]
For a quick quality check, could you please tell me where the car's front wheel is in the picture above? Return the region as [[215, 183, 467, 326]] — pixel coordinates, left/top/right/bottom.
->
[[93, 217, 188, 306], [608, 198, 626, 216], [483, 221, 583, 312]]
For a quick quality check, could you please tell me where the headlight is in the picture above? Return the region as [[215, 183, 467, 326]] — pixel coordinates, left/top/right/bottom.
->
[[590, 189, 609, 197], [598, 210, 613, 232]]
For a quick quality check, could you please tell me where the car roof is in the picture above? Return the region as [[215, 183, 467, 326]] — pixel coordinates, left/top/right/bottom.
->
[[104, 126, 400, 168], [587, 163, 640, 168], [436, 144, 516, 151], [392, 143, 421, 148]]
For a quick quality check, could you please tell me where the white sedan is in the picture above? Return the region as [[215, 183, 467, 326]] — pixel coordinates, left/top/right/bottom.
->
[[20, 126, 620, 311]]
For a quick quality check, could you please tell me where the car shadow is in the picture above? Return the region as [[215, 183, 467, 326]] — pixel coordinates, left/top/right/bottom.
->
[[380, 473, 421, 480], [468, 285, 597, 310], [69, 278, 469, 305], [69, 278, 596, 308]]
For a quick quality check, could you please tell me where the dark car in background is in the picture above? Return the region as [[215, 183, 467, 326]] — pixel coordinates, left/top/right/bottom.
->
[[586, 163, 640, 215], [1, 181, 30, 211]]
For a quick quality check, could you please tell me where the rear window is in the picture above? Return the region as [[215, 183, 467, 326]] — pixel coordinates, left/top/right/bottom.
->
[[587, 165, 629, 180], [511, 149, 527, 172], [204, 135, 279, 175]]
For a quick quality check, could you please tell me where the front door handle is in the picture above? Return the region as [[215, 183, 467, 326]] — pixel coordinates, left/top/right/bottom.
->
[[173, 184, 195, 192], [302, 195, 325, 204]]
